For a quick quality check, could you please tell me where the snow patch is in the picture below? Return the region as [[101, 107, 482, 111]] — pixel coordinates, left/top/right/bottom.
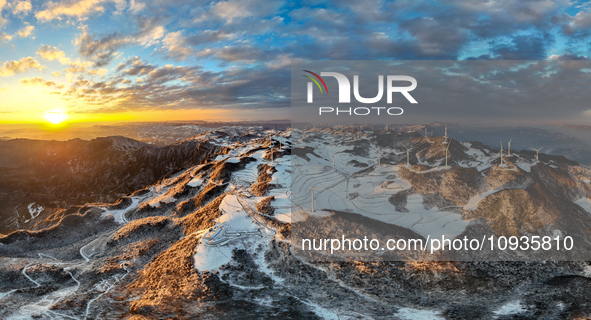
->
[[146, 195, 176, 208], [576, 197, 591, 216], [188, 177, 203, 188], [395, 308, 444, 320], [226, 157, 241, 163], [492, 301, 527, 318], [25, 203, 44, 223], [516, 161, 534, 172], [194, 195, 273, 271], [463, 189, 502, 210]]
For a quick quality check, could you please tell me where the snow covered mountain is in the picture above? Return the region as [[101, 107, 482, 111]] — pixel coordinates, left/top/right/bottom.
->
[[1, 126, 591, 319], [0, 135, 222, 234]]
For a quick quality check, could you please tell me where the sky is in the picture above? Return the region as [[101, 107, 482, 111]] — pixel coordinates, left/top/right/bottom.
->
[[0, 0, 590, 125]]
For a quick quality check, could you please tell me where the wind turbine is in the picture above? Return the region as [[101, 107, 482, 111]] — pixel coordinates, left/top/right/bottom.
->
[[270, 148, 274, 165], [499, 140, 504, 167], [403, 145, 413, 167], [507, 138, 512, 156], [307, 183, 327, 212], [329, 151, 336, 168], [531, 147, 544, 162], [445, 139, 453, 168], [372, 146, 388, 166]]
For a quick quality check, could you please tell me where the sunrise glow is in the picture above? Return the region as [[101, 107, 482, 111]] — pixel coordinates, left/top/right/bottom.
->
[[44, 110, 67, 125]]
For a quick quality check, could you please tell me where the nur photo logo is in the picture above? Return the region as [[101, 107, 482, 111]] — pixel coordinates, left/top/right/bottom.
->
[[303, 70, 418, 116]]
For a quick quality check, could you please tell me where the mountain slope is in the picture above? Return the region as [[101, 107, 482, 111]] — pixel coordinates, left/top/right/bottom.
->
[[0, 135, 221, 234], [1, 127, 591, 319]]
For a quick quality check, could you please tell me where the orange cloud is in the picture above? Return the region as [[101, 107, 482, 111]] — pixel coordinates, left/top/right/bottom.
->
[[0, 0, 7, 27], [0, 57, 44, 77], [15, 25, 35, 38], [37, 45, 67, 61], [11, 0, 32, 14], [20, 77, 57, 87], [35, 0, 126, 22]]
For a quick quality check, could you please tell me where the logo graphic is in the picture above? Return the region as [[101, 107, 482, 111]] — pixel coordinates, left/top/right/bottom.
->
[[302, 70, 328, 95], [304, 71, 418, 116], [305, 71, 417, 105]]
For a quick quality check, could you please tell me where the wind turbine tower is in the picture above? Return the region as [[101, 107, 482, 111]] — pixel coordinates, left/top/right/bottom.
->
[[403, 145, 413, 167], [499, 140, 504, 167], [444, 126, 448, 143], [329, 152, 336, 168], [445, 139, 452, 168], [373, 146, 388, 166], [508, 138, 512, 156], [307, 184, 327, 212], [532, 147, 544, 162]]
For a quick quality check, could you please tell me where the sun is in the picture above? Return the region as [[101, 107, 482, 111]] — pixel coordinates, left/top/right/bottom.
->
[[44, 110, 68, 125]]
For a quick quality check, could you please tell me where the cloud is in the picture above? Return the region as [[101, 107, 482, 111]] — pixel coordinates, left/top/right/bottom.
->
[[15, 25, 35, 38], [201, 45, 278, 63], [129, 0, 145, 13], [477, 33, 556, 60], [36, 44, 100, 75], [138, 25, 165, 47], [20, 77, 57, 87], [0, 0, 7, 27], [4, 0, 590, 116], [210, 0, 283, 22], [116, 56, 156, 76], [10, 0, 32, 14], [0, 57, 44, 77], [37, 45, 68, 61], [563, 9, 591, 36], [64, 59, 94, 73], [185, 29, 237, 45], [87, 68, 108, 76], [161, 31, 193, 61], [400, 16, 469, 59], [75, 27, 131, 66], [548, 53, 589, 60], [36, 0, 107, 21]]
